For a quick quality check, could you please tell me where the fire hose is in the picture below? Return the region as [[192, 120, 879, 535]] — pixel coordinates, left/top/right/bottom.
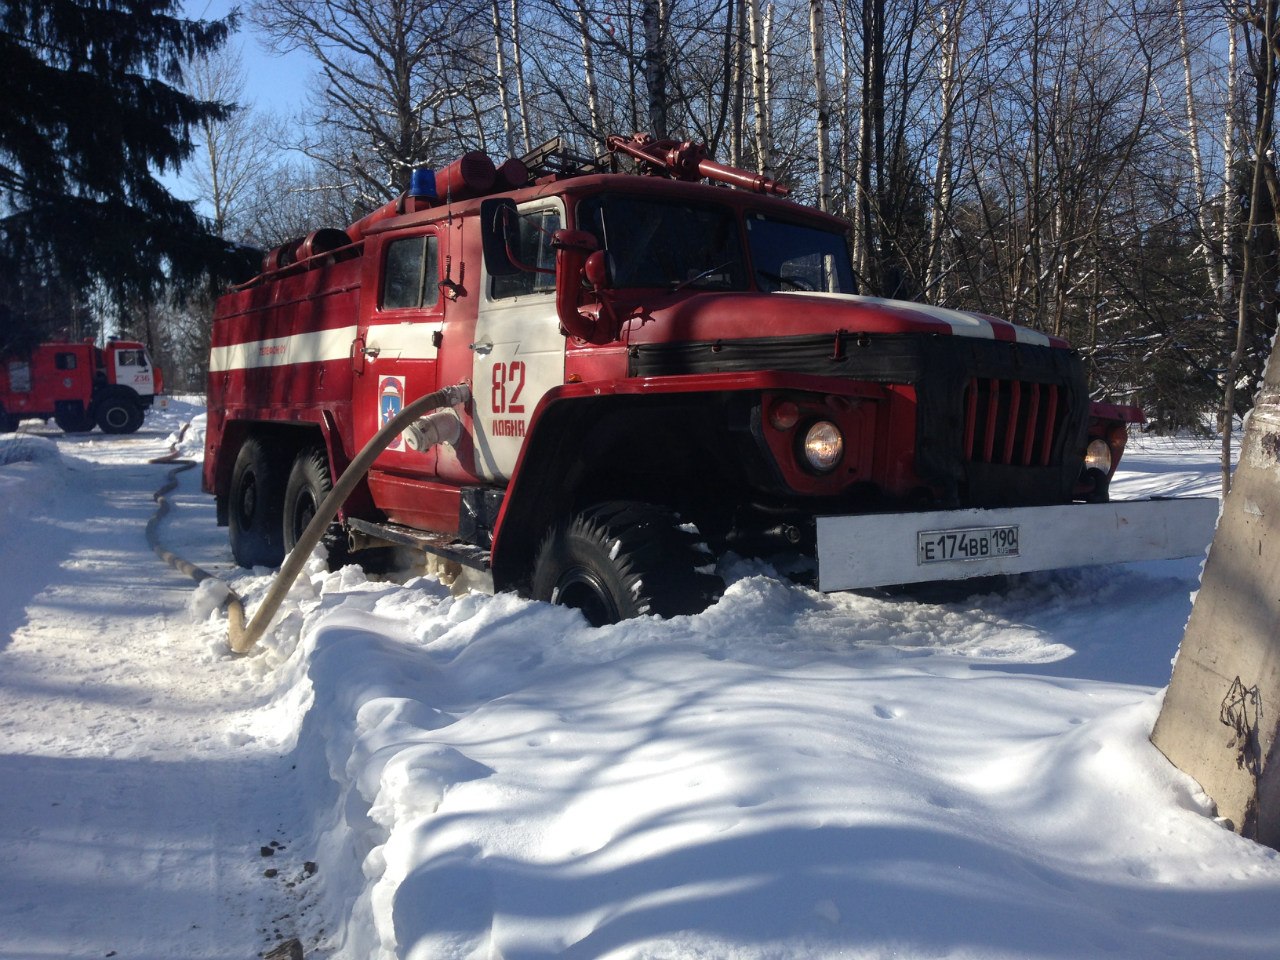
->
[[149, 383, 471, 656]]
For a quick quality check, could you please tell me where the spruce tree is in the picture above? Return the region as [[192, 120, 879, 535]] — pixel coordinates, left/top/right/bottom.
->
[[0, 0, 252, 350]]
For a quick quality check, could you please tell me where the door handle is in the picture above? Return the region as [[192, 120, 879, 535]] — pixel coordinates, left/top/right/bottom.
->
[[470, 341, 493, 355]]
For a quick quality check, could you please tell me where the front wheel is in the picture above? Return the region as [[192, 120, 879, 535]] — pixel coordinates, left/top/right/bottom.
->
[[229, 436, 286, 568], [96, 395, 143, 434], [531, 501, 723, 626]]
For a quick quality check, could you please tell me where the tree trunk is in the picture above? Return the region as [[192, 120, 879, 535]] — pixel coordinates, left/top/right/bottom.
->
[[1222, 18, 1239, 313], [1178, 0, 1222, 298], [575, 0, 604, 144], [925, 0, 964, 299], [642, 0, 668, 138], [510, 0, 531, 153], [747, 0, 772, 176], [809, 0, 832, 212], [858, 0, 884, 292], [492, 0, 516, 157], [1224, 0, 1278, 495], [737, 0, 747, 167]]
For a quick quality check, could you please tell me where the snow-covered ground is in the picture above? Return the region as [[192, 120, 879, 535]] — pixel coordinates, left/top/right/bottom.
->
[[2, 399, 1278, 960]]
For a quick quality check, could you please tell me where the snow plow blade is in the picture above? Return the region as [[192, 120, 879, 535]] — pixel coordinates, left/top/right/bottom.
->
[[816, 497, 1219, 591]]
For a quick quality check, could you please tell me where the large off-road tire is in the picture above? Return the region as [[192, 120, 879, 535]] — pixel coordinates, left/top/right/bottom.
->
[[95, 392, 144, 434], [229, 436, 287, 568], [55, 406, 95, 434], [531, 501, 724, 626], [283, 446, 349, 569]]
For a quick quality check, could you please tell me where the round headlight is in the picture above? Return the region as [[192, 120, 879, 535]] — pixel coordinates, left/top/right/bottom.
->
[[803, 420, 844, 472], [1084, 438, 1112, 474]]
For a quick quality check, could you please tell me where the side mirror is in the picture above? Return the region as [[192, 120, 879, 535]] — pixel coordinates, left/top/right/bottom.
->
[[479, 198, 521, 276], [583, 250, 612, 291]]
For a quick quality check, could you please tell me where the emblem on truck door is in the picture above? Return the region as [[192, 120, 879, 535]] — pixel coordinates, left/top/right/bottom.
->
[[379, 375, 405, 450]]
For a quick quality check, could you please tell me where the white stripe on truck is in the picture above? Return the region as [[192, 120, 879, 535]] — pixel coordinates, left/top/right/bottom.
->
[[209, 325, 359, 372]]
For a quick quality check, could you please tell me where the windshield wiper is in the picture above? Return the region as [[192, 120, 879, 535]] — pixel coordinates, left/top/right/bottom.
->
[[672, 260, 736, 291]]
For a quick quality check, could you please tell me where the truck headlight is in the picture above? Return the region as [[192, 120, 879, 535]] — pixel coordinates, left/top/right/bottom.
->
[[1084, 438, 1112, 475], [803, 421, 844, 472]]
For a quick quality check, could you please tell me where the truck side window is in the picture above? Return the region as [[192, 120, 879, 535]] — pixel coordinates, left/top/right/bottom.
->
[[491, 209, 561, 299], [382, 235, 440, 310], [8, 361, 31, 392], [55, 353, 77, 370]]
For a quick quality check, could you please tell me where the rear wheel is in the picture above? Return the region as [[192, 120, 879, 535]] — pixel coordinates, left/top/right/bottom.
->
[[229, 436, 287, 568], [96, 393, 143, 434], [531, 501, 723, 626], [283, 446, 349, 568], [55, 405, 95, 433]]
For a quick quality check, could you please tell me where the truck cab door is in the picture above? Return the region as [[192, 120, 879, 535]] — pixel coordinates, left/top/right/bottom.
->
[[112, 347, 155, 397], [471, 199, 567, 481], [354, 225, 445, 477]]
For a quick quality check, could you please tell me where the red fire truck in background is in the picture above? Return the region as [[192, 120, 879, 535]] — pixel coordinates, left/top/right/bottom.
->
[[202, 134, 1216, 624], [0, 338, 163, 434]]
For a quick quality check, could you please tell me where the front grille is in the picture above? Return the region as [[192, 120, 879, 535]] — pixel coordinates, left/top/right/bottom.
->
[[962, 377, 1064, 467], [631, 329, 1089, 505]]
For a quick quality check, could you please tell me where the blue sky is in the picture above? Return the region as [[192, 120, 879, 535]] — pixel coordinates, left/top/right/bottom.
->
[[171, 0, 311, 205], [185, 0, 310, 114]]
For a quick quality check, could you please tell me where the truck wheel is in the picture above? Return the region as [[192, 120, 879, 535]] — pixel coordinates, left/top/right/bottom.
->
[[283, 446, 349, 568], [229, 436, 286, 568], [96, 395, 143, 434], [531, 501, 723, 626], [55, 408, 95, 433]]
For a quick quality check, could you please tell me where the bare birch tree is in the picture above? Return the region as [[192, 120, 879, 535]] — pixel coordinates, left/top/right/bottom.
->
[[186, 47, 273, 242], [808, 0, 831, 211], [747, 0, 773, 175]]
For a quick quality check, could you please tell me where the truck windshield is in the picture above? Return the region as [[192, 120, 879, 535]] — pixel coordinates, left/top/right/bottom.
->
[[577, 194, 747, 290], [577, 193, 856, 294], [744, 213, 857, 294]]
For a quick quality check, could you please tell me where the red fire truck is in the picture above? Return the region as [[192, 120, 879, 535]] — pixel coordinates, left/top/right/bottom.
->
[[203, 135, 1216, 624], [0, 338, 163, 434]]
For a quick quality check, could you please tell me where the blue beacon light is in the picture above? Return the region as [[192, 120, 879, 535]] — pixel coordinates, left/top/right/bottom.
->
[[410, 168, 437, 199]]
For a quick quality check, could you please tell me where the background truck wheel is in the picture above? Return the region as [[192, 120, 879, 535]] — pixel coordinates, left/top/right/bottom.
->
[[531, 501, 724, 626], [229, 436, 287, 568], [55, 407, 95, 433], [95, 393, 143, 434], [283, 446, 349, 569]]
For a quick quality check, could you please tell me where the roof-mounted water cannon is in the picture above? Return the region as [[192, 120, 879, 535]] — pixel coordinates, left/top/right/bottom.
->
[[605, 133, 790, 197]]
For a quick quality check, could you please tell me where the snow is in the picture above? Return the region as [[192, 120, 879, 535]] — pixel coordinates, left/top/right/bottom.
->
[[2, 401, 1279, 960]]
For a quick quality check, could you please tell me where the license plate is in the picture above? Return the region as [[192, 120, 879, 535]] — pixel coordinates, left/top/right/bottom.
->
[[917, 525, 1020, 565]]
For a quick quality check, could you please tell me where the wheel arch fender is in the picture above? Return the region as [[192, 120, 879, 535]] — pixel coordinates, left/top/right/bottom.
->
[[488, 387, 759, 593], [92, 383, 140, 406]]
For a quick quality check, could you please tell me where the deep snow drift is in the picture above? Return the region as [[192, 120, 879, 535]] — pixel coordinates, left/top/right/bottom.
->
[[2, 399, 1279, 960]]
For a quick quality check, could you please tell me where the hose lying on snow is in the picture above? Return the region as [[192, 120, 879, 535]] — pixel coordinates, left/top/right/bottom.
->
[[147, 427, 249, 639], [147, 383, 471, 656], [227, 382, 471, 655]]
